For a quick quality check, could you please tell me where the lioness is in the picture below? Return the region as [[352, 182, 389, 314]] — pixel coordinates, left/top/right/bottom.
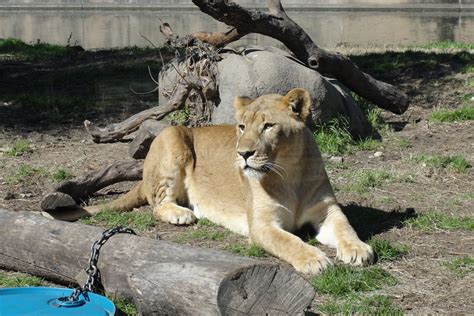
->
[[85, 88, 374, 274]]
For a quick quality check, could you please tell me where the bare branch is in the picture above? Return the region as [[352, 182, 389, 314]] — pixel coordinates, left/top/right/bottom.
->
[[160, 22, 247, 48], [84, 76, 201, 143]]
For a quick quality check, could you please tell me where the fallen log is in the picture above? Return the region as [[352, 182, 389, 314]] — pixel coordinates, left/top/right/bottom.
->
[[0, 209, 315, 315], [53, 160, 143, 202], [40, 160, 143, 217]]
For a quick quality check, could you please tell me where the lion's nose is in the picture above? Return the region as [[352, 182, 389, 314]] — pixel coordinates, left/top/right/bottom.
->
[[238, 150, 255, 161]]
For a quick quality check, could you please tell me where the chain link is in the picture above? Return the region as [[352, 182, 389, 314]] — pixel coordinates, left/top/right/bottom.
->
[[68, 226, 136, 302]]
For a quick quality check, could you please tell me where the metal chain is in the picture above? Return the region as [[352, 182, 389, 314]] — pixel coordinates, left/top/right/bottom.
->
[[68, 226, 136, 302]]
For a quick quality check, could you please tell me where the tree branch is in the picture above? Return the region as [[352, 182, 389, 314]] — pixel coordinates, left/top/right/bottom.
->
[[84, 76, 201, 143], [191, 0, 409, 114], [160, 22, 247, 48]]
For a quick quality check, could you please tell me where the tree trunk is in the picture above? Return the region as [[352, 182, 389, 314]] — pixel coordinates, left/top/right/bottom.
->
[[0, 209, 315, 315]]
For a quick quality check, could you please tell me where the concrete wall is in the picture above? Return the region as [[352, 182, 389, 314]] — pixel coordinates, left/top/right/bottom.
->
[[0, 0, 473, 10]]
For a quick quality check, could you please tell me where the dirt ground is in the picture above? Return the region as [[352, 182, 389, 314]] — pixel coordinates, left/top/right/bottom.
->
[[0, 47, 473, 314]]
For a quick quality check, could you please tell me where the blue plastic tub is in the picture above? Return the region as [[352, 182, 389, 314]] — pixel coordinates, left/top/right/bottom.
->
[[0, 287, 115, 315]]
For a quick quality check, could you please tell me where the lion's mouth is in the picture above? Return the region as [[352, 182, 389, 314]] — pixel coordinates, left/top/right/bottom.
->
[[242, 163, 268, 179]]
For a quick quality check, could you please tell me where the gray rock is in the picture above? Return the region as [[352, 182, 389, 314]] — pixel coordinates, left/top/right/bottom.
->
[[159, 46, 372, 138], [329, 156, 344, 164]]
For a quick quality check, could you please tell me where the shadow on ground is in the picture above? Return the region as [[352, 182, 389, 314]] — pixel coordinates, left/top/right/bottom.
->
[[0, 49, 169, 131], [342, 204, 417, 241], [297, 204, 417, 242]]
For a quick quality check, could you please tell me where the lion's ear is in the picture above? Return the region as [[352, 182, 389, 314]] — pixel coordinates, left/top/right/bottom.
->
[[233, 96, 254, 111], [285, 88, 311, 120]]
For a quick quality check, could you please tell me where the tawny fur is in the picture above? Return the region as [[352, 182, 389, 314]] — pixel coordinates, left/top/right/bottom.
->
[[81, 88, 374, 274]]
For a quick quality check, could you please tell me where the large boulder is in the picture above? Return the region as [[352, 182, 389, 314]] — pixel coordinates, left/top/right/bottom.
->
[[159, 46, 372, 138]]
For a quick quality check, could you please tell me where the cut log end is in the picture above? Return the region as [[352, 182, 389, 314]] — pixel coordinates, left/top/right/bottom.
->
[[218, 265, 314, 314]]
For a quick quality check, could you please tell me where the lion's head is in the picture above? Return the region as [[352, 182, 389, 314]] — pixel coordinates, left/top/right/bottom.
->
[[233, 88, 311, 179]]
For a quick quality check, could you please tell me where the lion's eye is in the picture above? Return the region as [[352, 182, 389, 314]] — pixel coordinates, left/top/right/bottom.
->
[[238, 124, 245, 132], [263, 123, 275, 131]]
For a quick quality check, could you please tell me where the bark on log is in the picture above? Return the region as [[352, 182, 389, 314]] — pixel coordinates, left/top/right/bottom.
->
[[192, 0, 409, 114], [0, 209, 315, 315], [85, 76, 200, 143], [40, 192, 77, 211]]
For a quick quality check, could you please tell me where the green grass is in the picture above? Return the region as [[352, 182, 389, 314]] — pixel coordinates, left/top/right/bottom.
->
[[189, 230, 227, 241], [311, 265, 397, 296], [108, 295, 138, 315], [314, 95, 387, 155], [398, 138, 412, 149], [5, 164, 48, 185], [468, 77, 474, 87], [0, 38, 73, 61], [358, 98, 387, 132], [415, 41, 474, 51], [444, 257, 474, 277], [414, 154, 471, 173], [50, 168, 74, 182], [224, 244, 267, 257], [319, 294, 402, 315], [353, 138, 380, 151], [314, 119, 381, 155], [2, 139, 32, 157], [0, 271, 46, 288], [314, 119, 353, 155], [429, 106, 474, 122], [464, 64, 474, 73], [175, 229, 229, 243], [404, 211, 474, 232], [371, 56, 406, 72], [197, 218, 217, 227], [348, 169, 391, 193], [79, 208, 155, 231], [368, 238, 409, 262], [306, 238, 321, 246], [168, 106, 190, 125]]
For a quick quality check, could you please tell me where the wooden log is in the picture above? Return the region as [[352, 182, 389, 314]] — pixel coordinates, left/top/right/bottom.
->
[[192, 0, 410, 114], [40, 192, 77, 211], [128, 120, 169, 159], [0, 209, 315, 315], [44, 160, 143, 204]]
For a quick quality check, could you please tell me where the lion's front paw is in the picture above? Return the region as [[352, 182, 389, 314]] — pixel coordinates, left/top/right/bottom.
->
[[292, 249, 333, 275], [337, 240, 374, 266], [156, 204, 197, 225]]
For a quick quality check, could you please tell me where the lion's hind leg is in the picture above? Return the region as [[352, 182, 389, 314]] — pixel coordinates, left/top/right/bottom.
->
[[315, 203, 374, 266], [145, 126, 196, 226]]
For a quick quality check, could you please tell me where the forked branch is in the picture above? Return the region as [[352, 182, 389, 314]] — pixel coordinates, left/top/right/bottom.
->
[[160, 22, 247, 48]]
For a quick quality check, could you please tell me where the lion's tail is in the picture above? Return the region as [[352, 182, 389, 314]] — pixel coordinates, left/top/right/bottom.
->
[[85, 181, 147, 215]]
